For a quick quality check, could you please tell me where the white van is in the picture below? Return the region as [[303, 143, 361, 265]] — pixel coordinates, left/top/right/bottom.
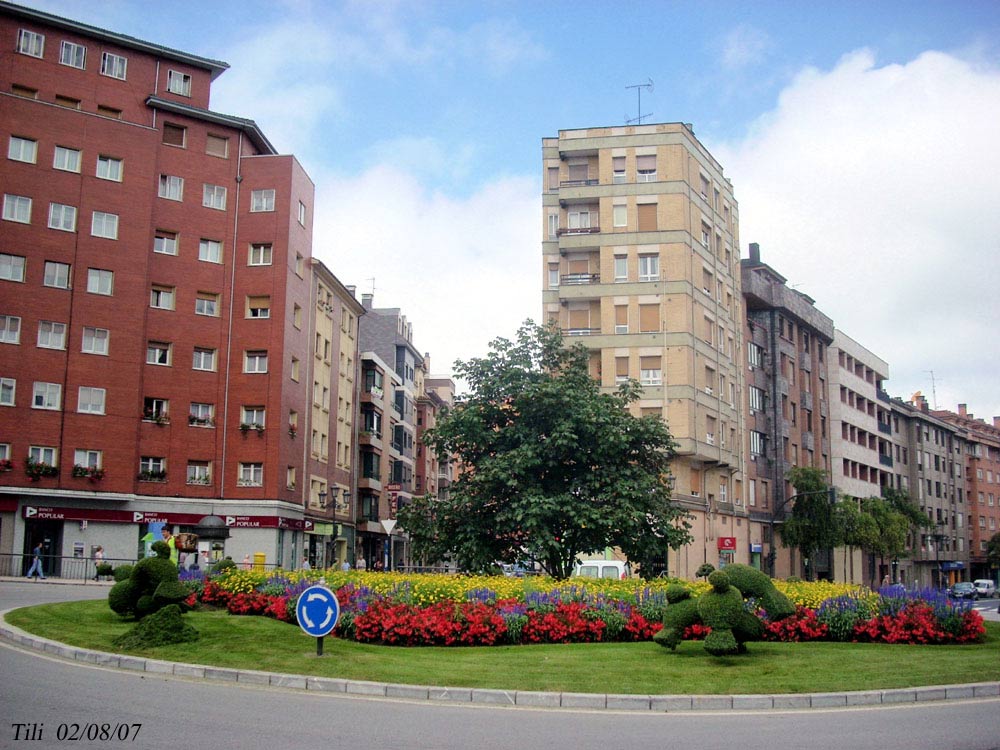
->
[[973, 579, 996, 597], [572, 560, 629, 580]]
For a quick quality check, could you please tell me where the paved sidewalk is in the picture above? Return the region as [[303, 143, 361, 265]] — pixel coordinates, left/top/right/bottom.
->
[[2, 609, 997, 712]]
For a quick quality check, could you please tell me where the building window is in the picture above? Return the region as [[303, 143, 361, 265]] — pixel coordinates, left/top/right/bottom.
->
[[195, 293, 219, 316], [547, 265, 559, 288], [146, 341, 171, 366], [613, 255, 628, 282], [3, 194, 32, 224], [91, 211, 119, 239], [248, 243, 272, 266], [296, 201, 306, 226], [750, 430, 766, 456], [636, 155, 657, 182], [139, 457, 165, 478], [0, 254, 25, 283], [54, 94, 81, 110], [17, 29, 45, 57], [186, 462, 211, 485], [241, 405, 265, 427], [86, 268, 113, 295], [639, 356, 662, 386], [612, 156, 625, 184], [0, 315, 21, 344], [749, 385, 765, 412], [32, 382, 61, 410], [295, 253, 304, 277], [8, 136, 37, 164], [189, 402, 214, 426], [290, 357, 300, 382], [96, 104, 122, 119], [250, 189, 275, 212], [100, 52, 127, 79], [48, 203, 77, 232], [162, 123, 185, 147], [238, 462, 263, 487], [199, 239, 222, 263], [149, 285, 175, 310], [247, 296, 270, 319], [612, 204, 627, 228], [244, 350, 268, 373], [29, 446, 58, 467], [202, 184, 227, 210], [142, 397, 168, 422], [37, 321, 67, 349], [748, 342, 764, 369], [192, 347, 216, 372], [0, 379, 14, 406], [72, 449, 100, 471], [43, 261, 71, 288], [95, 155, 122, 181], [158, 175, 184, 201], [153, 230, 178, 255], [77, 386, 106, 415], [614, 305, 628, 335], [638, 254, 659, 281], [53, 146, 81, 173], [166, 70, 192, 96], [205, 135, 228, 158], [81, 327, 109, 355]]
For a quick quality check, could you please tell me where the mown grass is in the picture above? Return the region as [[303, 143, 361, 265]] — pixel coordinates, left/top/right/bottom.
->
[[7, 600, 1000, 695]]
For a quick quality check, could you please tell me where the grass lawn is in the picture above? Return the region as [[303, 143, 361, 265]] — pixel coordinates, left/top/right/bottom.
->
[[7, 600, 1000, 695]]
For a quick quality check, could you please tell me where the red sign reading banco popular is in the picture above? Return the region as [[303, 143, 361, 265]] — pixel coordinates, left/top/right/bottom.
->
[[717, 536, 737, 551]]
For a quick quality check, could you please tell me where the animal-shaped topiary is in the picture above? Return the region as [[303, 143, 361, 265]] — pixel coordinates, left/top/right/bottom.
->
[[653, 563, 795, 656], [108, 540, 189, 619]]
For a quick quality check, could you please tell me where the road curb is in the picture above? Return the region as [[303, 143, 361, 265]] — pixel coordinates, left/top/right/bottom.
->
[[2, 612, 998, 712]]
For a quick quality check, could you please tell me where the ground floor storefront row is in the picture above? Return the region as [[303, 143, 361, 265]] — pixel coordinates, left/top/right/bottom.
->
[[0, 492, 358, 578]]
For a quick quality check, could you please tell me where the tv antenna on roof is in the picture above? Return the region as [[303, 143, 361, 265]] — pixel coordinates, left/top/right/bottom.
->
[[925, 370, 939, 409], [625, 78, 654, 125]]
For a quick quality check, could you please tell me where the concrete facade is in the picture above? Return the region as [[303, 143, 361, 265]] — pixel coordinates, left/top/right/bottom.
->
[[541, 123, 746, 578]]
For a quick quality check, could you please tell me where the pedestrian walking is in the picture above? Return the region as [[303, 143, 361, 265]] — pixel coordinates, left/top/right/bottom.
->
[[93, 546, 104, 580], [26, 542, 45, 580], [356, 556, 367, 572]]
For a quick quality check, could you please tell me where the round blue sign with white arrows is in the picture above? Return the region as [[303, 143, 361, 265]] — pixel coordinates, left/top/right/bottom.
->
[[296, 584, 340, 638]]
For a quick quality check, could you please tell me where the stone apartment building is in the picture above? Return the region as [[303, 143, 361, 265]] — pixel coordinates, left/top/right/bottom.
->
[[541, 123, 746, 577]]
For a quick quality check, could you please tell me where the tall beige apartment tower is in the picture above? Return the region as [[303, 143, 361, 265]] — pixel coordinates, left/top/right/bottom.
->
[[541, 123, 746, 578]]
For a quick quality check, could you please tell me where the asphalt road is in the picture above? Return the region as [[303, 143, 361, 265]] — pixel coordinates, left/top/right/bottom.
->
[[2, 582, 999, 750]]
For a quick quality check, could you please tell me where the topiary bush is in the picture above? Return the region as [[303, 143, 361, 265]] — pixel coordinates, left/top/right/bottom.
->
[[113, 565, 133, 582], [107, 540, 189, 620], [111, 604, 198, 649]]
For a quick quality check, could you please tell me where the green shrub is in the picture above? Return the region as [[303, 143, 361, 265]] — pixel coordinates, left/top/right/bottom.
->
[[108, 579, 138, 616], [132, 556, 178, 591], [211, 558, 236, 575], [153, 580, 190, 609], [95, 563, 114, 577], [113, 565, 133, 582], [112, 604, 199, 649]]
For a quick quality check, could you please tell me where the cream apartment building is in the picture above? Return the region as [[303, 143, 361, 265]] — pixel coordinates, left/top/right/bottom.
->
[[541, 123, 747, 578]]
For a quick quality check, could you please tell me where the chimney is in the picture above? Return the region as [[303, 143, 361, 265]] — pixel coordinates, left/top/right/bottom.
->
[[361, 293, 373, 309], [749, 242, 760, 264], [958, 403, 968, 417], [993, 416, 1000, 429], [346, 285, 356, 298]]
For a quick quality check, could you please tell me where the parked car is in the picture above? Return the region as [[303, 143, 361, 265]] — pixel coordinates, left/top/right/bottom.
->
[[948, 581, 979, 600], [973, 579, 997, 597], [573, 559, 630, 579]]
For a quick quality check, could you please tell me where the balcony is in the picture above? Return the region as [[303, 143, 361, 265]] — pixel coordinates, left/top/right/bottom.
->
[[560, 273, 599, 285], [557, 225, 601, 236], [563, 328, 600, 336], [878, 421, 892, 435], [560, 178, 599, 187], [879, 454, 894, 468]]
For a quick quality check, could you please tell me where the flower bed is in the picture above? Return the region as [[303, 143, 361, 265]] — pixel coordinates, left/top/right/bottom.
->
[[192, 571, 984, 647]]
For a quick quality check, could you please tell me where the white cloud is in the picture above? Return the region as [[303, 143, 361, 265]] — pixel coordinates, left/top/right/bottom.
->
[[720, 24, 772, 70], [311, 164, 539, 379], [714, 49, 1000, 417]]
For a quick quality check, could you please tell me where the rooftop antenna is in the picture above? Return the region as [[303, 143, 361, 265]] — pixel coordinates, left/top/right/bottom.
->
[[925, 370, 938, 409], [625, 78, 654, 125], [365, 277, 376, 296]]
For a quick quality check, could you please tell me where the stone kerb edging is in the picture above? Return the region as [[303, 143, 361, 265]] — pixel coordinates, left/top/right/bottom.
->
[[2, 613, 998, 712]]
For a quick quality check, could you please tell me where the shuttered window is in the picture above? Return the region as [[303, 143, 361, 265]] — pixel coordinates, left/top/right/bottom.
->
[[639, 303, 660, 332], [637, 203, 657, 231]]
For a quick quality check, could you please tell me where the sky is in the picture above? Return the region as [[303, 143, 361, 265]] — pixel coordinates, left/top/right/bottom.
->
[[23, 0, 1000, 418]]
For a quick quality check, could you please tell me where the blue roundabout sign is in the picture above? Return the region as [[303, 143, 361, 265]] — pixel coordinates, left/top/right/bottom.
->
[[296, 584, 340, 646]]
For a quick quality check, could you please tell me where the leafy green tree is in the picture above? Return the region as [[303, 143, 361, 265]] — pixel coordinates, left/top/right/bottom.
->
[[834, 499, 878, 582], [779, 466, 838, 580], [860, 496, 911, 587], [397, 321, 691, 579], [985, 532, 1000, 572]]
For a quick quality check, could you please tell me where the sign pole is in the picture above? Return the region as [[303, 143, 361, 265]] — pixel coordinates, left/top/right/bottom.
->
[[317, 635, 324, 657]]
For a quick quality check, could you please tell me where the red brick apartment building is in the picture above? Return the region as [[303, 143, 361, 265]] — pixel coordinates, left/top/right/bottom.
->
[[0, 2, 359, 572]]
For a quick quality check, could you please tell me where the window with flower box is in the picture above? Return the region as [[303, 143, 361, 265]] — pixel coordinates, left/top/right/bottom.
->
[[187, 461, 211, 485], [237, 462, 263, 487]]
